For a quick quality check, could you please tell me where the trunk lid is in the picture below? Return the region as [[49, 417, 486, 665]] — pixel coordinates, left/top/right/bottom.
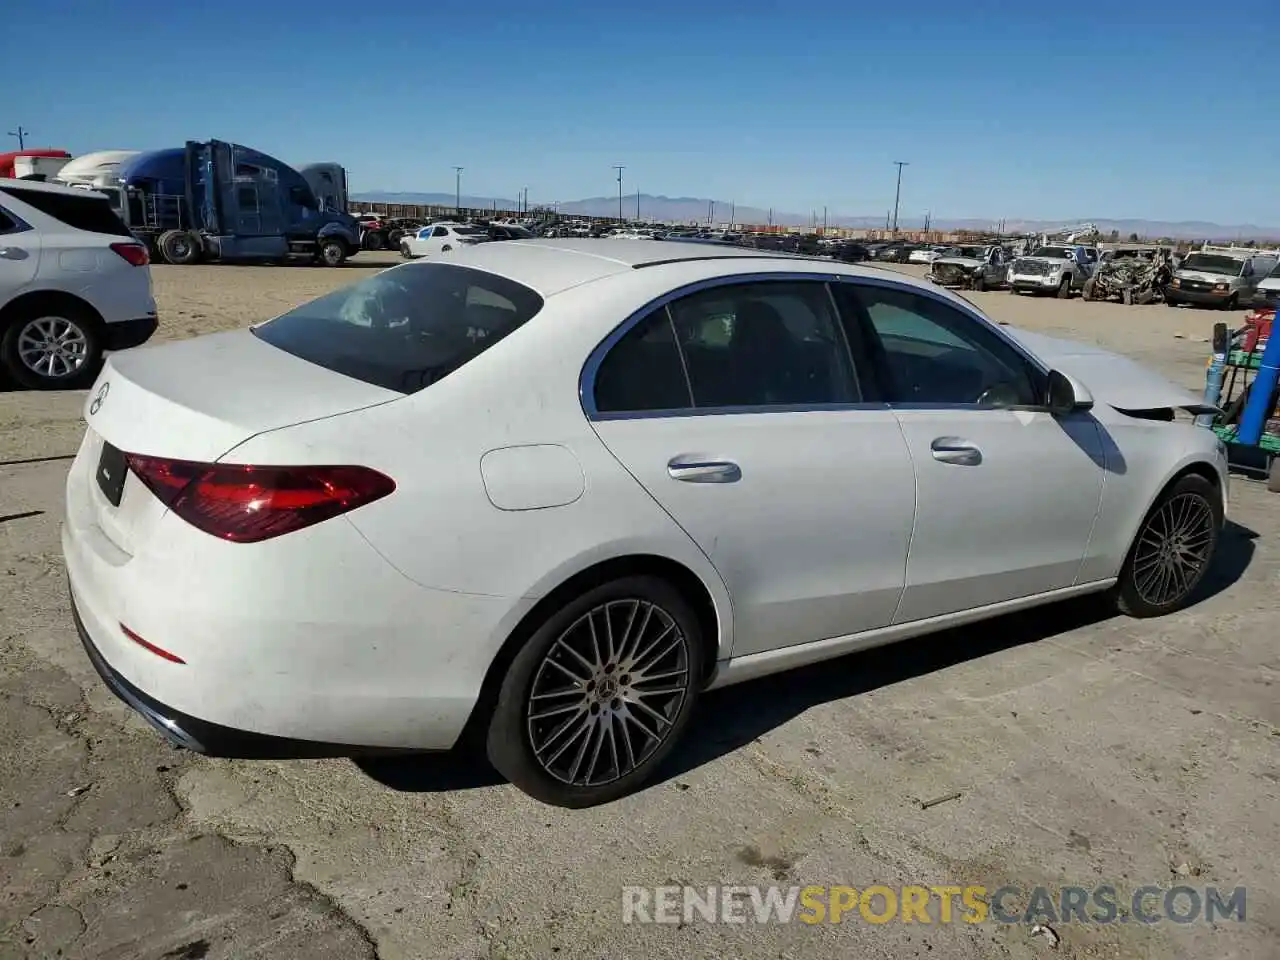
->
[[75, 329, 401, 556], [84, 329, 401, 462]]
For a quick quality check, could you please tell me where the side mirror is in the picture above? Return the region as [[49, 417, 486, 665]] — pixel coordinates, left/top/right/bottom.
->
[[1047, 369, 1094, 415]]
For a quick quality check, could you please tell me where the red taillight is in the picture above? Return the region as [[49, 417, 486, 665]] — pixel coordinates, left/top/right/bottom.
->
[[123, 454, 395, 543], [110, 242, 149, 266]]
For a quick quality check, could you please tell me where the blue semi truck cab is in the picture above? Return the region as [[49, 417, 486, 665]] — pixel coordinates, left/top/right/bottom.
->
[[117, 140, 361, 266]]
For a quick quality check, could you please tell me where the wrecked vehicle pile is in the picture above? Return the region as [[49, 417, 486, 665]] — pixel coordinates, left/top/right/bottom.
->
[[1083, 254, 1172, 305]]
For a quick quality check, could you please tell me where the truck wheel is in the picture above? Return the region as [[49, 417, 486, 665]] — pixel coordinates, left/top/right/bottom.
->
[[363, 231, 386, 251], [1056, 276, 1072, 299], [1223, 294, 1238, 311], [318, 239, 347, 267], [158, 230, 200, 265], [1082, 278, 1097, 301], [971, 274, 986, 292]]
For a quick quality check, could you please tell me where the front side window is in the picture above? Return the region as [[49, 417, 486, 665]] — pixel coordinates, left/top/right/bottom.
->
[[252, 263, 544, 394], [667, 281, 859, 408], [432, 226, 449, 237], [844, 284, 1042, 407]]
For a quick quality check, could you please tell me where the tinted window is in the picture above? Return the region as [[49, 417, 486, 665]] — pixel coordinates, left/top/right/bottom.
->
[[432, 226, 449, 237], [593, 310, 692, 413], [0, 208, 19, 232], [252, 264, 544, 394], [846, 285, 1041, 407], [2, 187, 132, 237], [666, 282, 859, 407]]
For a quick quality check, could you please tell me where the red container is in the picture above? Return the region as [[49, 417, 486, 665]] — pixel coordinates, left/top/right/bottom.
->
[[1242, 309, 1273, 353]]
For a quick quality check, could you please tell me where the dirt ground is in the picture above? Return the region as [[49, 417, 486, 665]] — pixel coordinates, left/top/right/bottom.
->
[[1, 254, 1276, 959]]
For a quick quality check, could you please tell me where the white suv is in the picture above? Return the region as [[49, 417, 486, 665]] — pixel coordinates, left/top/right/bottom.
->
[[0, 178, 157, 389]]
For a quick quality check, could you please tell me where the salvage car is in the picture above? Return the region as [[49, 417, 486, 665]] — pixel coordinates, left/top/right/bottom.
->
[[928, 244, 1008, 291], [399, 222, 489, 258], [1007, 244, 1092, 298], [1167, 249, 1277, 310], [64, 239, 1228, 809]]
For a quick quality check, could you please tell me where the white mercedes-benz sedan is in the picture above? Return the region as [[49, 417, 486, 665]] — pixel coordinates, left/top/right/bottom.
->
[[63, 239, 1229, 808]]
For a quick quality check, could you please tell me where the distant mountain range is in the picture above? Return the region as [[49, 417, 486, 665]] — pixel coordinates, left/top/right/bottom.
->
[[352, 191, 1280, 241]]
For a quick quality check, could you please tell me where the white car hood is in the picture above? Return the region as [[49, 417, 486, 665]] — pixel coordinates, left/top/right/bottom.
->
[[1002, 327, 1214, 412], [932, 256, 984, 268]]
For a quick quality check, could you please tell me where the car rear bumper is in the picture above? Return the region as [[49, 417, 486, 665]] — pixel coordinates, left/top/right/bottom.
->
[[61, 436, 524, 754], [103, 317, 158, 351]]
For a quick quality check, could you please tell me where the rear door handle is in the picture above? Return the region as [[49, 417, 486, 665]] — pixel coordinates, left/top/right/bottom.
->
[[0, 247, 29, 261], [667, 458, 742, 483], [930, 437, 982, 465]]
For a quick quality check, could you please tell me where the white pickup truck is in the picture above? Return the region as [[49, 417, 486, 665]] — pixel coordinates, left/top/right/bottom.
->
[[1007, 244, 1095, 298]]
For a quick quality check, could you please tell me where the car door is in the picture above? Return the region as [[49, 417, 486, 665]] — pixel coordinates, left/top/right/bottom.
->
[[833, 280, 1106, 624], [985, 247, 1005, 286], [0, 204, 39, 300], [586, 277, 916, 658]]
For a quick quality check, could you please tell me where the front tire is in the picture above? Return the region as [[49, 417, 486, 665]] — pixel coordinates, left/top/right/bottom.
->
[[1056, 276, 1072, 299], [0, 304, 103, 390], [1112, 474, 1222, 618], [486, 576, 704, 808], [318, 238, 347, 267]]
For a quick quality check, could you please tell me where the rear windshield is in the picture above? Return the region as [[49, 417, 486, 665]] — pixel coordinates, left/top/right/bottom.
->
[[253, 264, 544, 393], [0, 186, 133, 237]]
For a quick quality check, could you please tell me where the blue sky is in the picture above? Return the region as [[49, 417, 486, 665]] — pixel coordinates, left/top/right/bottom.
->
[[4, 1, 1279, 225]]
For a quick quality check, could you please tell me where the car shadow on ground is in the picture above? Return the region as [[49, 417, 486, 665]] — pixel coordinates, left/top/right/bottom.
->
[[354, 519, 1258, 797]]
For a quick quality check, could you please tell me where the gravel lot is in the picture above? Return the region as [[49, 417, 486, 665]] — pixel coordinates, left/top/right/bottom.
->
[[1, 254, 1276, 959]]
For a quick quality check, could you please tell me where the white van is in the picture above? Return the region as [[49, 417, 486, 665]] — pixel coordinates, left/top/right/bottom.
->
[[1168, 247, 1278, 310], [1252, 260, 1280, 308]]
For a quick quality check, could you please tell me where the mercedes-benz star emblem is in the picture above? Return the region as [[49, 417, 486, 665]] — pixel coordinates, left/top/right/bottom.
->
[[89, 381, 110, 415]]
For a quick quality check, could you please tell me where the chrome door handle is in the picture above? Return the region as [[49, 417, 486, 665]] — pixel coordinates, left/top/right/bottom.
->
[[0, 247, 29, 261], [930, 437, 982, 465], [667, 458, 741, 483]]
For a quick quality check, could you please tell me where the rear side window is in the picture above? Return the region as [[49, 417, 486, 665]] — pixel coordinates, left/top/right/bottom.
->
[[252, 264, 544, 394], [1, 187, 133, 237]]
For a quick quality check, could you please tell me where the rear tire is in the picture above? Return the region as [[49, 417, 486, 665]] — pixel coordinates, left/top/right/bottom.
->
[[1112, 474, 1222, 618], [158, 229, 200, 265], [485, 575, 704, 808], [363, 231, 387, 251], [0, 303, 104, 391]]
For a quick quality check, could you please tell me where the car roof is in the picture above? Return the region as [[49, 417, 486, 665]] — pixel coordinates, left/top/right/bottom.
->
[[437, 237, 952, 298], [0, 176, 110, 198]]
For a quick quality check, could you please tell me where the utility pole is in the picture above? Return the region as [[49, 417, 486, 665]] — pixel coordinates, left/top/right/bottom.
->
[[613, 165, 625, 222], [823, 206, 828, 235], [768, 208, 773, 227], [729, 201, 735, 227], [708, 200, 714, 224], [453, 166, 463, 214], [635, 189, 640, 220], [7, 125, 29, 149], [891, 161, 909, 236], [520, 186, 528, 214]]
